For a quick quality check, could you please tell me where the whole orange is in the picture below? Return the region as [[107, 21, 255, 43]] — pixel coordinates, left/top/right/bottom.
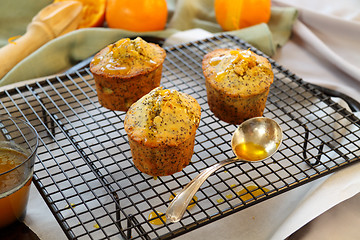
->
[[214, 0, 271, 31], [106, 0, 168, 32], [54, 0, 106, 28]]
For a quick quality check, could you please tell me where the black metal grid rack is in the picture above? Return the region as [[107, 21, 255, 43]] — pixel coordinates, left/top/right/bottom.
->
[[1, 34, 359, 240]]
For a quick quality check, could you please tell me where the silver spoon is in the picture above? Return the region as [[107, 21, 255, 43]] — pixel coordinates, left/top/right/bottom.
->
[[166, 117, 283, 223]]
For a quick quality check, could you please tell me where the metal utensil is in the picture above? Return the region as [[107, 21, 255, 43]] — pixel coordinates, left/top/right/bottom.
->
[[0, 1, 83, 79], [166, 117, 283, 223]]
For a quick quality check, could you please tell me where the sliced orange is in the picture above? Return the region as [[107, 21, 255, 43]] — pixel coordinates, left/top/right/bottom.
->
[[215, 0, 271, 31], [54, 0, 106, 28]]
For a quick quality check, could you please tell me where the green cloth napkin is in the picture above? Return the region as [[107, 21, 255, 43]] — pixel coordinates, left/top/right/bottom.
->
[[0, 0, 297, 86]]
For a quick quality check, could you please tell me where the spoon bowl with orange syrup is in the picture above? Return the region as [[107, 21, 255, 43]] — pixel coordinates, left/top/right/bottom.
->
[[166, 117, 283, 223]]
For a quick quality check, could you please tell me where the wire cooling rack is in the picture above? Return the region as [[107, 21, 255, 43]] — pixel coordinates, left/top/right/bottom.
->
[[1, 34, 359, 240]]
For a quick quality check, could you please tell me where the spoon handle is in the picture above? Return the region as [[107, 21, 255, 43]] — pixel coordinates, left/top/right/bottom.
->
[[166, 158, 238, 223]]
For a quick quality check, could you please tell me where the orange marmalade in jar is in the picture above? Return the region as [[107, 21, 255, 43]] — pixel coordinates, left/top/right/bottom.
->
[[0, 147, 32, 228], [0, 116, 38, 229]]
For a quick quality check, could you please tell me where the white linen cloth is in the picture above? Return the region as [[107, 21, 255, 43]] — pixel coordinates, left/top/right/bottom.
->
[[168, 0, 360, 239], [272, 0, 360, 239], [23, 0, 360, 239]]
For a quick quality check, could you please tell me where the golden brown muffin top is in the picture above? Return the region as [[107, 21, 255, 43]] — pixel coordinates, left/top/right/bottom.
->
[[124, 87, 201, 147], [90, 37, 166, 78], [202, 49, 274, 97]]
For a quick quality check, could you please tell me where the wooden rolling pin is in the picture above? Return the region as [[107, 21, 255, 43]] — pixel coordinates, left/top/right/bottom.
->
[[0, 1, 83, 79]]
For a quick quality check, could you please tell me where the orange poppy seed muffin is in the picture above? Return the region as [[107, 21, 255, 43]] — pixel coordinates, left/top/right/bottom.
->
[[124, 87, 201, 176], [202, 48, 274, 124], [90, 37, 166, 111]]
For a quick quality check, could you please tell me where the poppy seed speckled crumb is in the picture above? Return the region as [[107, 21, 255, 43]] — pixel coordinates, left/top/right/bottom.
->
[[90, 37, 166, 111], [124, 87, 201, 176], [202, 48, 274, 124]]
